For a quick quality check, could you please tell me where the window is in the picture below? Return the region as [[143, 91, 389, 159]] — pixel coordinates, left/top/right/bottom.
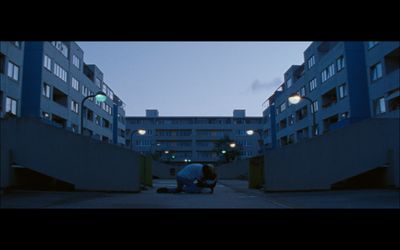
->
[[322, 88, 338, 108], [296, 105, 308, 121], [95, 115, 101, 125], [82, 85, 88, 97], [71, 77, 79, 91], [43, 55, 52, 71], [321, 63, 335, 83], [7, 61, 19, 81], [86, 108, 94, 121], [71, 100, 79, 114], [6, 97, 17, 115], [72, 55, 80, 69], [338, 84, 347, 99], [42, 83, 51, 98], [53, 63, 67, 82], [279, 102, 286, 113], [42, 111, 50, 120], [374, 97, 386, 115], [368, 41, 379, 49], [308, 55, 315, 69], [336, 56, 345, 71], [286, 78, 293, 89], [51, 41, 69, 58], [309, 78, 317, 91], [370, 63, 383, 81], [288, 114, 295, 126], [311, 100, 318, 113], [102, 118, 111, 128], [300, 86, 306, 97]]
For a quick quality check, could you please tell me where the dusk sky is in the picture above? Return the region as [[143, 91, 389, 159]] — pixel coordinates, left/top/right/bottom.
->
[[78, 42, 311, 117]]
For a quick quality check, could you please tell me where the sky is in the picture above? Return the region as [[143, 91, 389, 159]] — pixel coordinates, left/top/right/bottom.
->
[[78, 42, 311, 117]]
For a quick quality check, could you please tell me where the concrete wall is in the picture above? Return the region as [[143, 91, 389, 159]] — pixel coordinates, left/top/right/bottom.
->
[[152, 160, 185, 179], [264, 118, 400, 191], [0, 118, 141, 192], [215, 159, 249, 180]]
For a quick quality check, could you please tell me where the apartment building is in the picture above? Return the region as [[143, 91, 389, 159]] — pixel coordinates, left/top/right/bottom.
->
[[126, 109, 263, 164], [0, 41, 24, 118], [21, 41, 126, 145], [262, 41, 399, 149]]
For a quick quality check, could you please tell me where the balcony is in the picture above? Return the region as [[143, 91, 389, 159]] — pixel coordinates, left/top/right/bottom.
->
[[52, 87, 68, 108], [322, 88, 338, 109]]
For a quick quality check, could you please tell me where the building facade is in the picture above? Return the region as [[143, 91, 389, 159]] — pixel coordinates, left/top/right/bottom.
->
[[20, 41, 126, 145], [364, 41, 400, 118], [0, 41, 24, 118], [262, 41, 400, 149], [126, 109, 263, 164]]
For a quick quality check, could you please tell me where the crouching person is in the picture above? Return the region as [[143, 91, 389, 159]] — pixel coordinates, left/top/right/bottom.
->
[[157, 163, 217, 194]]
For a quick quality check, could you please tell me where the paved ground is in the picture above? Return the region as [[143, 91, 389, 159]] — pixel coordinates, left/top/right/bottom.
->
[[1, 180, 399, 208]]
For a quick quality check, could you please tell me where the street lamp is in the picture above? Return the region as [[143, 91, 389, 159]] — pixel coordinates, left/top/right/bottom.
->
[[246, 129, 265, 155], [229, 142, 236, 148], [80, 91, 107, 135], [288, 94, 318, 136], [129, 129, 147, 151]]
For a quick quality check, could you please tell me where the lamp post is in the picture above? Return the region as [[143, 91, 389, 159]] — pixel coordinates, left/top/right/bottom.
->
[[80, 91, 107, 135], [129, 129, 148, 189], [246, 129, 264, 155], [288, 94, 318, 136]]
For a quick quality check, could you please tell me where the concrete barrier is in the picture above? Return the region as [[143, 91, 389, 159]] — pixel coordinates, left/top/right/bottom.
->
[[264, 118, 400, 191], [0, 118, 141, 192], [215, 159, 249, 180]]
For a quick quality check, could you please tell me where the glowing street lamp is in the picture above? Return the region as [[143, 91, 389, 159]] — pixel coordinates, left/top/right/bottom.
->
[[229, 142, 236, 148], [137, 129, 147, 135], [164, 150, 170, 154], [246, 130, 255, 136], [81, 91, 107, 135], [288, 94, 317, 136], [221, 150, 227, 154]]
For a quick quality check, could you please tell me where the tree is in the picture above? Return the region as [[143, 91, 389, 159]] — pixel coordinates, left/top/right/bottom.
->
[[212, 135, 243, 163]]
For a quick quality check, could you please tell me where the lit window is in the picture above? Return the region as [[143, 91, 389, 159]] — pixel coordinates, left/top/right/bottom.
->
[[6, 97, 17, 115], [308, 55, 315, 69], [336, 56, 345, 71], [42, 83, 51, 98], [300, 86, 306, 97], [338, 84, 347, 99], [53, 63, 67, 82], [43, 55, 52, 71], [51, 41, 69, 58], [71, 100, 79, 114], [321, 63, 335, 83], [72, 55, 80, 69], [7, 61, 19, 81], [72, 77, 79, 91], [311, 100, 318, 113], [370, 63, 383, 81], [309, 78, 317, 91], [375, 97, 386, 115]]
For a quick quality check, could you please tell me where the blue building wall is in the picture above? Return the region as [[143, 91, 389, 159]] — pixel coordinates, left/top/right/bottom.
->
[[262, 41, 400, 149], [126, 109, 263, 164], [20, 41, 126, 145], [0, 41, 25, 117]]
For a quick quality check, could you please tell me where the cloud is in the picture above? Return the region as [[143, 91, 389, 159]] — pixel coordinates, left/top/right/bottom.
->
[[249, 78, 282, 93]]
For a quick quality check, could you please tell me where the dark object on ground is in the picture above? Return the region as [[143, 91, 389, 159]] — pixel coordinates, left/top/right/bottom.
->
[[157, 187, 169, 193]]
